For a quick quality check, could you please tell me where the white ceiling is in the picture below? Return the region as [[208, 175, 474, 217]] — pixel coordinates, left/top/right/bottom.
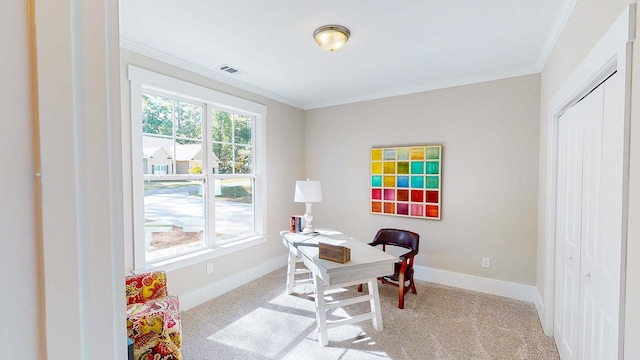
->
[[120, 0, 572, 110]]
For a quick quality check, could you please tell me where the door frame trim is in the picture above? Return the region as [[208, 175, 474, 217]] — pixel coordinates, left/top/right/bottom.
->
[[542, 4, 635, 357]]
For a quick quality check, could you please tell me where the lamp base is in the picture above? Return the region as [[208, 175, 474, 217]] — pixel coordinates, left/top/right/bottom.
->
[[302, 203, 315, 234]]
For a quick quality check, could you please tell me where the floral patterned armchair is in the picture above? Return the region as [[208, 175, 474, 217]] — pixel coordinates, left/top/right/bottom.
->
[[126, 271, 182, 360]]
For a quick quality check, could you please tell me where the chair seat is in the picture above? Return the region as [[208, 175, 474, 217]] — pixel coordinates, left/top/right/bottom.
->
[[384, 262, 414, 282], [126, 295, 181, 327]]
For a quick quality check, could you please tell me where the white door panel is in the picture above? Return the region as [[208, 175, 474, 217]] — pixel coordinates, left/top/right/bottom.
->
[[578, 84, 604, 360], [555, 103, 584, 360], [554, 72, 623, 360], [598, 71, 623, 358]]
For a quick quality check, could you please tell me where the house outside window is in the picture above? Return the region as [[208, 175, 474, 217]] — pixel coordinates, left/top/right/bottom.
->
[[128, 66, 267, 270]]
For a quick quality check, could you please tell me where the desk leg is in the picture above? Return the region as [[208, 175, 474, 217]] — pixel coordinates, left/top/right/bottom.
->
[[368, 278, 383, 331], [313, 274, 329, 346], [286, 251, 296, 294]]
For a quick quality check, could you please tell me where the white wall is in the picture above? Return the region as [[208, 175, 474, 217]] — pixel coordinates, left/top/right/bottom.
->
[[0, 2, 43, 359], [34, 0, 125, 358], [538, 1, 640, 357], [120, 50, 306, 299], [305, 74, 541, 286]]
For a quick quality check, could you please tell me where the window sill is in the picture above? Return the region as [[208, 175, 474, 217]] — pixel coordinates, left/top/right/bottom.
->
[[136, 235, 268, 274]]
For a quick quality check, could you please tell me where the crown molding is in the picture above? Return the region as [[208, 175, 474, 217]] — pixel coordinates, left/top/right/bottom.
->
[[535, 0, 578, 71], [304, 67, 540, 110], [119, 38, 304, 110]]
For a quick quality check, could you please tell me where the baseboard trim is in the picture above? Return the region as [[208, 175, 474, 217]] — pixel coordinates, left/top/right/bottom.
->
[[178, 260, 538, 310], [534, 289, 552, 335], [179, 254, 288, 311], [534, 289, 545, 314], [414, 265, 537, 303]]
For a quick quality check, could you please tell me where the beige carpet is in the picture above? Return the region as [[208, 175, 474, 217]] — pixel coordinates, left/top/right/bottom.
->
[[180, 267, 559, 360]]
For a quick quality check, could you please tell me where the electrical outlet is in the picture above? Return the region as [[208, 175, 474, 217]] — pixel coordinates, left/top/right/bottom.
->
[[206, 263, 214, 274], [482, 257, 490, 268]]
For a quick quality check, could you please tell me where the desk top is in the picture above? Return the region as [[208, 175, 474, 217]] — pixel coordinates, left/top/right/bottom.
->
[[281, 229, 397, 285]]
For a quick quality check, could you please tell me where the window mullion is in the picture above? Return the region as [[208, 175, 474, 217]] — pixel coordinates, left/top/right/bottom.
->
[[230, 114, 235, 174], [171, 99, 178, 175], [205, 104, 216, 246], [131, 81, 146, 271]]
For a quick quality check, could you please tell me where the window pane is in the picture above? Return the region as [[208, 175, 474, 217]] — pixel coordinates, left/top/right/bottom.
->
[[144, 179, 205, 262], [215, 177, 254, 242], [235, 145, 253, 174], [212, 110, 232, 142], [142, 93, 174, 136], [234, 114, 252, 145], [213, 143, 233, 174], [175, 101, 202, 139]]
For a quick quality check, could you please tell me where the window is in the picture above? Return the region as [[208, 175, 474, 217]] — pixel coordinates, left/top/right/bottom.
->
[[152, 164, 168, 175], [128, 66, 267, 270]]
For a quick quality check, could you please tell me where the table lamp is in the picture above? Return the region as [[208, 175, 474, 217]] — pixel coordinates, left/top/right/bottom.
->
[[294, 180, 323, 233]]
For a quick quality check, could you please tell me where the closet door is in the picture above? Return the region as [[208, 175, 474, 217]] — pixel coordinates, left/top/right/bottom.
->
[[555, 97, 585, 360], [554, 72, 623, 360], [577, 82, 608, 360], [578, 72, 623, 360]]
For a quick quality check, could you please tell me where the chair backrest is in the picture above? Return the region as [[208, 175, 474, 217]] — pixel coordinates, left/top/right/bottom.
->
[[372, 228, 419, 253], [125, 271, 168, 306]]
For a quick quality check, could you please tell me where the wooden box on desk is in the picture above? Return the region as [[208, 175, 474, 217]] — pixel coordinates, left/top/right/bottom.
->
[[318, 242, 351, 263]]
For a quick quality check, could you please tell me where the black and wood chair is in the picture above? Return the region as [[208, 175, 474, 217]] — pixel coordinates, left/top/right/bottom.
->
[[358, 228, 420, 309]]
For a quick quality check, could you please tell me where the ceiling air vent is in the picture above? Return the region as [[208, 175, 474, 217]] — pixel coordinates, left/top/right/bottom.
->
[[218, 64, 245, 76]]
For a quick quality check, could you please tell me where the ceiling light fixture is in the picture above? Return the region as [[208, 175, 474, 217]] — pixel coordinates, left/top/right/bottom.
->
[[313, 25, 350, 52]]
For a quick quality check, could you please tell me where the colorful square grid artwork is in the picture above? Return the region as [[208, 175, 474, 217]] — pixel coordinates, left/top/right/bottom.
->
[[370, 145, 442, 220]]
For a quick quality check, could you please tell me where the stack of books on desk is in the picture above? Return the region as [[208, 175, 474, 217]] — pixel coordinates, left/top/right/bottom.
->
[[289, 215, 303, 233]]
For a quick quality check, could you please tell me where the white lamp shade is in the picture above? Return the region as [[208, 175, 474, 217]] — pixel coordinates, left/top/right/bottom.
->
[[294, 180, 323, 203]]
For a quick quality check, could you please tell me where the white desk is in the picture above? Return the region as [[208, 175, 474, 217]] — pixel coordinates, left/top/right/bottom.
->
[[281, 229, 397, 346]]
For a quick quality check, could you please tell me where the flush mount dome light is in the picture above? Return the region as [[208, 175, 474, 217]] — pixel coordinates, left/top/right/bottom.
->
[[313, 25, 350, 52]]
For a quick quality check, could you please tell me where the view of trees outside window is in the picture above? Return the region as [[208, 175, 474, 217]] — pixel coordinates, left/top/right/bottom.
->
[[212, 110, 253, 174], [141, 92, 255, 262], [211, 110, 254, 242]]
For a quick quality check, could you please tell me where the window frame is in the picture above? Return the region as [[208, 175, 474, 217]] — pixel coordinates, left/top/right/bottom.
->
[[128, 66, 267, 272]]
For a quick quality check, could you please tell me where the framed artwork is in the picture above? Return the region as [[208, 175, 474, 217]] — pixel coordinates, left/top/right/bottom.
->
[[370, 145, 442, 220]]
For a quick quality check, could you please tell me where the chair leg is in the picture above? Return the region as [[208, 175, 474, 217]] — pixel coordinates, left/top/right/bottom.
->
[[398, 272, 405, 309], [410, 276, 417, 294], [357, 284, 363, 292]]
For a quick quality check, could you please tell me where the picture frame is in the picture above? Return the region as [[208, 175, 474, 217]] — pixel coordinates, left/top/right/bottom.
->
[[370, 145, 442, 220]]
